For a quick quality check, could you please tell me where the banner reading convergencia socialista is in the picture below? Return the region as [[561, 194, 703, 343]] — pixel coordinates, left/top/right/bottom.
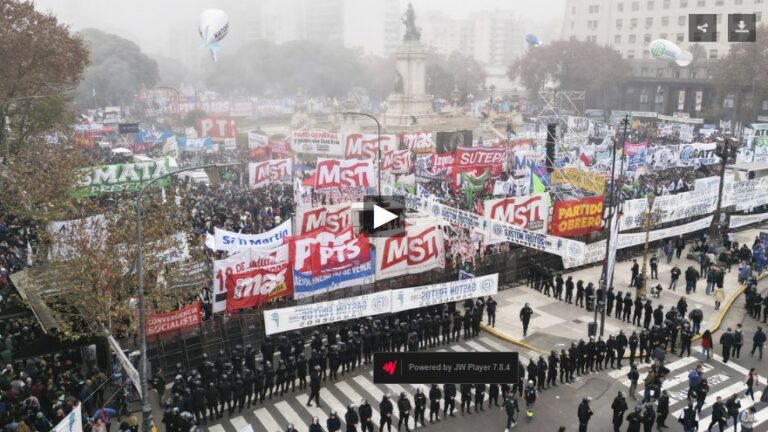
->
[[550, 196, 605, 237], [145, 303, 202, 336]]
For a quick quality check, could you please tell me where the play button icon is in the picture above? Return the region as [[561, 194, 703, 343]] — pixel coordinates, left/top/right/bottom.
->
[[373, 204, 399, 229]]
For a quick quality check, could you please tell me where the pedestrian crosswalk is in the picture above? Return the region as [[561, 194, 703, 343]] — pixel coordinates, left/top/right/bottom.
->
[[611, 347, 768, 431], [203, 335, 522, 432]]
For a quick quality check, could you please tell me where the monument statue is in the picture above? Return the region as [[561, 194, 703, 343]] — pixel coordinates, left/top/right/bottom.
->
[[401, 3, 421, 41]]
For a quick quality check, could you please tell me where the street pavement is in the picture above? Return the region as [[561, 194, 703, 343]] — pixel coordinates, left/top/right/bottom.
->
[[492, 225, 767, 350]]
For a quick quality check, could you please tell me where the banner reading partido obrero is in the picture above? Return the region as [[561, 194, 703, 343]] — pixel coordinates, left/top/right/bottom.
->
[[550, 196, 605, 237], [264, 274, 499, 335]]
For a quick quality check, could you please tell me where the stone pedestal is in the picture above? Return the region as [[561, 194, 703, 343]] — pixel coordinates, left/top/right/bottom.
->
[[383, 40, 441, 128]]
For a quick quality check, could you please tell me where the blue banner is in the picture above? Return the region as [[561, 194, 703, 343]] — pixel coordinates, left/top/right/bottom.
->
[[293, 252, 376, 299]]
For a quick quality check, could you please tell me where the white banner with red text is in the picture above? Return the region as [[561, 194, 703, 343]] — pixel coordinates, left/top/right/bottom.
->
[[213, 219, 292, 252], [374, 224, 445, 279], [248, 159, 292, 189]]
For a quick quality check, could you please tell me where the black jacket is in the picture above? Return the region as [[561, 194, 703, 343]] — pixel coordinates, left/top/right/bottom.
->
[[577, 401, 593, 423]]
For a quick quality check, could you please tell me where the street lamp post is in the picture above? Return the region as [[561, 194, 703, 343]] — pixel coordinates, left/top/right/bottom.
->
[[594, 114, 630, 337], [709, 135, 738, 244], [639, 193, 663, 300], [135, 163, 238, 432], [342, 112, 382, 195]]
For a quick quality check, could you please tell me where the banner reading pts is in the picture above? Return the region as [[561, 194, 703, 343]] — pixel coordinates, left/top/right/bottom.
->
[[373, 352, 519, 384]]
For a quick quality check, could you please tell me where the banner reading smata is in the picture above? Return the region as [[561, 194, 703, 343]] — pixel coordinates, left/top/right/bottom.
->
[[550, 197, 604, 237], [146, 303, 201, 336], [390, 273, 498, 312], [72, 158, 174, 197], [213, 220, 292, 252], [551, 167, 605, 195]]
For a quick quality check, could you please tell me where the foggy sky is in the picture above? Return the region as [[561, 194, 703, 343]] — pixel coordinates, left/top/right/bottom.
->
[[35, 0, 565, 55]]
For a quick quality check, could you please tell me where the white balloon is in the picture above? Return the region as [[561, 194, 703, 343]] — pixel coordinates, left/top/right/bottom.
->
[[199, 9, 229, 62], [648, 39, 693, 67]]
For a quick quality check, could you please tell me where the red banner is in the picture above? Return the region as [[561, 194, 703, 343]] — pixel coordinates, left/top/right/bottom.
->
[[310, 233, 371, 276], [314, 159, 375, 189], [196, 116, 238, 139], [343, 133, 397, 159], [295, 205, 351, 234], [453, 147, 505, 189], [381, 149, 412, 174], [550, 196, 605, 237], [146, 303, 202, 336], [226, 265, 292, 313], [271, 141, 291, 158]]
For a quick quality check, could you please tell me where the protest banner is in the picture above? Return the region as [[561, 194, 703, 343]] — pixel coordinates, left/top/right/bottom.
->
[[730, 212, 768, 228], [677, 142, 718, 166], [270, 141, 291, 158], [550, 197, 604, 237], [295, 204, 352, 234], [342, 133, 397, 159], [290, 227, 375, 298], [247, 131, 268, 149], [265, 291, 392, 335], [453, 147, 505, 189], [291, 131, 343, 155], [483, 194, 548, 233], [435, 130, 472, 153], [391, 273, 498, 312], [226, 265, 292, 313], [196, 116, 237, 139], [550, 167, 605, 195], [72, 158, 173, 197], [107, 336, 142, 398], [146, 303, 201, 336], [381, 149, 413, 174], [52, 403, 83, 432], [384, 186, 585, 258], [374, 224, 445, 279], [248, 159, 292, 189], [213, 219, 292, 252], [212, 245, 289, 313], [48, 215, 108, 260], [313, 158, 375, 189], [400, 132, 434, 154], [310, 233, 371, 276]]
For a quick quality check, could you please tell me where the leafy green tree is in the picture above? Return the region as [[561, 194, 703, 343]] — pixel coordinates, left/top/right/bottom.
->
[[710, 25, 768, 123], [75, 28, 159, 109], [509, 39, 630, 109], [0, 0, 89, 157]]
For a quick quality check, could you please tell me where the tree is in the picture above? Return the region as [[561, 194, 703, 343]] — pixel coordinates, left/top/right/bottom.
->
[[426, 51, 486, 102], [509, 39, 630, 109], [710, 25, 768, 123], [0, 0, 89, 156], [74, 28, 159, 109]]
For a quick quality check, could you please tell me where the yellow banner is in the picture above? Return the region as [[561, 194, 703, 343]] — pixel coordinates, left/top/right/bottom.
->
[[551, 167, 605, 195]]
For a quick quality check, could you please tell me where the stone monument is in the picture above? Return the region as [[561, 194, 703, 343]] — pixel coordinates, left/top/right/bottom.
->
[[382, 3, 441, 129]]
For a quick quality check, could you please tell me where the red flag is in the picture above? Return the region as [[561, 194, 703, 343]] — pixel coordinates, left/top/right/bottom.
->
[[309, 233, 371, 276], [579, 153, 591, 167], [225, 265, 291, 313]]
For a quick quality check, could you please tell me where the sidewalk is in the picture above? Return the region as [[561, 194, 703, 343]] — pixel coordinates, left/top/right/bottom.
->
[[488, 224, 768, 351]]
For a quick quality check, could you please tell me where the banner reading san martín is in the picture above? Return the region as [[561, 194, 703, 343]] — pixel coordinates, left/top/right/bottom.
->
[[72, 158, 173, 197], [146, 303, 202, 336], [550, 196, 604, 237]]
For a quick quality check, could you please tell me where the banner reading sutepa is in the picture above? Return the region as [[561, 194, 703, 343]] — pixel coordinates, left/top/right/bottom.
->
[[248, 159, 292, 189], [264, 274, 498, 335], [213, 219, 292, 252]]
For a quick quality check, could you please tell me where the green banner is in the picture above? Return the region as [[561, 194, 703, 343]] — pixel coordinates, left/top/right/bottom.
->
[[71, 158, 173, 197]]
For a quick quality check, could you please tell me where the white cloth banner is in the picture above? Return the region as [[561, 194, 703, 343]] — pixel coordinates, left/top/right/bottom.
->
[[247, 132, 268, 149], [213, 220, 292, 252], [563, 215, 713, 269], [265, 291, 392, 335], [483, 194, 549, 233], [48, 215, 108, 260], [52, 403, 83, 432], [390, 273, 498, 313], [730, 212, 768, 228], [620, 189, 717, 231], [107, 336, 142, 399], [295, 204, 352, 234], [265, 273, 499, 335], [291, 131, 343, 156], [212, 245, 289, 313]]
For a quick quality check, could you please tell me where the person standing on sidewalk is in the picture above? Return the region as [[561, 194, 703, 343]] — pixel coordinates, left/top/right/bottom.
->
[[657, 390, 670, 430], [565, 276, 574, 303], [650, 255, 659, 280], [685, 266, 699, 294], [611, 391, 628, 432], [577, 397, 593, 432], [733, 324, 744, 359], [664, 241, 674, 264], [751, 326, 766, 360], [520, 303, 533, 337], [739, 406, 757, 432], [713, 286, 725, 310], [670, 265, 681, 291], [631, 260, 640, 287], [720, 328, 735, 363], [689, 308, 704, 335], [725, 394, 741, 431], [675, 236, 686, 260]]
